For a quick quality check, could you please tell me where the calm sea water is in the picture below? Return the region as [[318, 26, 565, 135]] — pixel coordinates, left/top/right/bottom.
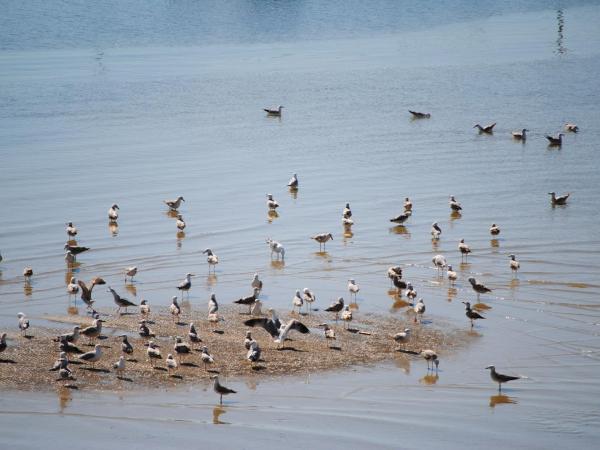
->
[[1, 1, 600, 448]]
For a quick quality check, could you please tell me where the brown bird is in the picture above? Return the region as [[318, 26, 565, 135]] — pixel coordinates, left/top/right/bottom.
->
[[468, 277, 492, 301], [486, 365, 521, 392], [211, 375, 237, 405], [77, 277, 106, 309]]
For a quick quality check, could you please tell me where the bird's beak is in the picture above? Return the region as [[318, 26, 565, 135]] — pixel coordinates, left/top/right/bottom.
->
[[485, 365, 492, 369]]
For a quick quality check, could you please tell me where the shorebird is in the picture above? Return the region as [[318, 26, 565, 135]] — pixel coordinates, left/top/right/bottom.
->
[[208, 293, 219, 315], [274, 319, 310, 349], [266, 238, 285, 259], [468, 277, 492, 300], [67, 277, 79, 298], [166, 354, 177, 375], [322, 324, 336, 348], [564, 123, 579, 132], [509, 254, 520, 277], [474, 123, 496, 134], [164, 196, 185, 210], [414, 298, 425, 323], [80, 319, 103, 344], [409, 110, 431, 119], [247, 341, 261, 363], [342, 215, 354, 226], [113, 356, 125, 376], [431, 222, 442, 240], [449, 196, 462, 212], [548, 191, 570, 205], [108, 204, 119, 221], [139, 320, 155, 339], [66, 222, 78, 238], [50, 352, 69, 372], [147, 341, 162, 367], [78, 344, 102, 368], [244, 331, 255, 350], [447, 265, 457, 284], [486, 365, 521, 391], [211, 375, 236, 404], [545, 133, 564, 146], [234, 289, 259, 314], [170, 296, 181, 323], [176, 214, 186, 231], [266, 194, 279, 210], [490, 223, 501, 235], [203, 248, 219, 273], [393, 328, 411, 346], [387, 266, 403, 284], [291, 290, 303, 314], [343, 203, 352, 219], [420, 349, 438, 370], [189, 323, 201, 343], [244, 309, 309, 348], [108, 287, 137, 315], [512, 128, 528, 140], [325, 297, 345, 321], [312, 233, 333, 251], [64, 244, 89, 259], [0, 333, 7, 355], [348, 279, 360, 300], [139, 299, 150, 316], [287, 173, 299, 189], [341, 305, 353, 329], [432, 254, 447, 275], [463, 301, 485, 327], [200, 346, 214, 369], [404, 197, 413, 211], [174, 337, 191, 362], [120, 335, 133, 355], [264, 105, 284, 116], [124, 266, 137, 282], [23, 267, 33, 281], [251, 273, 263, 293], [458, 239, 471, 261], [391, 275, 407, 292], [177, 273, 195, 298], [406, 283, 417, 302], [59, 338, 82, 355], [54, 326, 80, 344], [390, 210, 411, 224], [303, 288, 316, 313], [77, 277, 106, 309], [17, 312, 30, 336]]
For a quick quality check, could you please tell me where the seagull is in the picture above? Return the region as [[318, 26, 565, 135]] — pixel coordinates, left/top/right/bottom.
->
[[174, 337, 191, 362], [447, 265, 457, 284], [390, 210, 411, 224], [113, 356, 126, 376], [139, 320, 155, 339], [208, 293, 219, 315], [0, 333, 7, 355], [474, 123, 496, 134], [468, 277, 492, 300], [391, 275, 407, 292], [66, 222, 78, 238], [64, 243, 90, 256], [348, 279, 360, 300], [67, 277, 79, 298], [322, 324, 336, 348], [243, 309, 281, 338], [244, 331, 255, 350], [200, 346, 214, 369], [251, 273, 263, 293], [409, 110, 431, 118], [266, 238, 285, 259], [78, 344, 102, 368], [176, 214, 186, 231], [164, 196, 185, 210], [548, 192, 570, 205], [203, 248, 219, 273], [432, 254, 447, 275], [166, 354, 178, 375], [211, 375, 236, 404], [247, 341, 261, 363], [17, 312, 30, 336], [139, 299, 151, 316], [77, 277, 106, 310], [23, 267, 33, 281], [108, 204, 119, 221], [251, 299, 263, 316], [343, 203, 352, 218], [50, 352, 69, 371], [414, 298, 425, 323], [108, 287, 137, 315], [463, 301, 485, 327], [124, 266, 138, 282], [287, 173, 299, 189], [57, 365, 74, 383], [458, 239, 471, 261], [546, 133, 564, 146], [420, 349, 438, 370], [170, 296, 182, 323], [486, 365, 521, 392], [80, 319, 103, 344], [404, 197, 413, 211], [302, 288, 316, 313], [177, 273, 195, 298], [509, 254, 520, 276], [274, 319, 310, 349], [264, 105, 284, 116], [342, 215, 354, 226], [147, 341, 162, 367], [234, 289, 259, 314], [512, 128, 528, 140], [189, 323, 201, 343], [387, 266, 403, 282], [393, 329, 411, 346], [431, 222, 442, 240], [54, 326, 80, 344], [291, 290, 303, 314], [406, 283, 417, 302], [311, 233, 333, 251], [341, 305, 353, 329], [325, 297, 345, 321], [59, 338, 82, 355], [120, 335, 133, 355], [449, 196, 462, 212], [266, 194, 279, 210], [564, 123, 579, 133], [490, 223, 501, 235]]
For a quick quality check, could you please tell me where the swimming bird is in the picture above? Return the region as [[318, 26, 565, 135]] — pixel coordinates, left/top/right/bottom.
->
[[512, 128, 528, 140], [564, 123, 579, 132], [17, 312, 30, 336], [166, 354, 177, 375], [120, 335, 133, 355], [67, 277, 79, 298], [264, 105, 284, 116], [170, 296, 182, 322], [463, 301, 485, 327], [303, 288, 316, 313], [164, 196, 185, 210], [409, 110, 431, 119], [509, 254, 520, 276], [251, 273, 263, 293], [431, 222, 442, 239], [325, 297, 345, 321], [77, 277, 106, 309], [322, 324, 336, 348], [211, 375, 236, 404], [80, 319, 103, 344], [390, 210, 411, 224], [244, 331, 255, 350], [0, 333, 7, 355], [468, 277, 492, 300], [266, 194, 279, 210], [234, 289, 259, 314], [458, 239, 471, 261], [108, 204, 119, 221], [343, 203, 352, 219], [247, 341, 261, 363], [449, 196, 462, 212], [203, 248, 219, 273], [312, 233, 333, 251], [291, 290, 303, 314], [189, 323, 201, 343], [139, 320, 155, 339], [393, 328, 411, 346], [200, 346, 214, 369], [139, 299, 150, 316], [113, 356, 125, 376], [486, 365, 521, 392], [348, 279, 360, 300], [147, 341, 162, 367], [420, 349, 438, 370], [266, 238, 285, 259], [341, 305, 353, 329], [404, 197, 413, 211], [287, 173, 299, 189], [23, 267, 33, 281], [174, 337, 191, 362], [545, 133, 564, 146], [447, 265, 457, 284], [548, 191, 570, 205], [490, 223, 501, 235], [66, 222, 78, 238], [108, 287, 137, 315], [432, 254, 447, 275], [406, 283, 417, 302], [176, 214, 186, 231], [474, 123, 496, 134], [177, 273, 195, 298], [124, 266, 137, 282], [54, 326, 80, 344], [78, 344, 102, 368], [64, 243, 89, 256], [414, 298, 425, 323]]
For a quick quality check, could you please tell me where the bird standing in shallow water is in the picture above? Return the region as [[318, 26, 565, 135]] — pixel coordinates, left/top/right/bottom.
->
[[458, 239, 471, 261], [462, 301, 485, 327], [449, 196, 462, 212], [311, 233, 333, 251], [266, 194, 279, 210], [66, 222, 78, 238], [108, 204, 119, 222], [431, 222, 442, 240], [176, 214, 186, 231], [347, 279, 360, 300], [203, 248, 219, 273], [404, 197, 412, 211], [177, 273, 195, 299], [325, 297, 344, 321], [490, 223, 501, 236], [287, 173, 298, 189], [251, 273, 263, 293], [447, 265, 457, 284], [23, 267, 33, 281], [291, 290, 303, 314], [486, 365, 521, 392], [211, 375, 236, 405], [432, 254, 447, 275], [164, 196, 185, 211], [302, 288, 316, 313], [414, 298, 425, 323], [390, 210, 411, 224], [67, 277, 79, 299], [124, 266, 137, 282], [509, 254, 520, 277], [468, 277, 492, 301], [108, 286, 137, 315]]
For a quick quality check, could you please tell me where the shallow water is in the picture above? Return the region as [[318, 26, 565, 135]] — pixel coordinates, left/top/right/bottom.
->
[[1, 1, 600, 448]]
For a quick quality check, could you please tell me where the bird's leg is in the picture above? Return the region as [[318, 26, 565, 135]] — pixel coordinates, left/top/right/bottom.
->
[[220, 394, 223, 405]]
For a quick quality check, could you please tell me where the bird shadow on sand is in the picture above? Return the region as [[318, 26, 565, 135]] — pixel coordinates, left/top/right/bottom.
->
[[126, 358, 138, 363], [170, 374, 183, 380], [328, 346, 342, 351], [345, 328, 360, 333], [117, 376, 134, 382], [97, 335, 109, 340], [212, 330, 225, 335], [23, 335, 35, 340], [251, 365, 267, 371], [68, 360, 84, 365], [276, 347, 306, 352], [175, 321, 189, 326], [83, 367, 110, 373], [153, 367, 168, 372], [180, 362, 199, 368], [118, 312, 137, 317], [207, 369, 221, 374], [0, 359, 17, 364]]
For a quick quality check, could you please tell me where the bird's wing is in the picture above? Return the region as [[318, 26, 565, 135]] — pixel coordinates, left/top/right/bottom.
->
[[244, 318, 279, 337], [77, 280, 91, 298]]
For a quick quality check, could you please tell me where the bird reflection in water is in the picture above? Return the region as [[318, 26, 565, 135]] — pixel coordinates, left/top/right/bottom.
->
[[509, 278, 520, 290], [125, 283, 137, 297], [206, 274, 218, 287], [450, 211, 462, 224], [24, 282, 33, 297], [390, 225, 411, 239], [472, 302, 491, 312], [67, 305, 79, 316], [459, 262, 470, 272], [394, 355, 411, 375], [270, 260, 285, 270], [245, 379, 258, 391], [57, 386, 73, 413], [288, 188, 298, 200], [489, 394, 517, 408], [109, 222, 119, 237], [420, 372, 439, 385], [391, 298, 411, 311], [212, 405, 230, 425], [267, 210, 279, 223], [431, 238, 439, 251], [447, 287, 457, 301], [166, 209, 179, 219]]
